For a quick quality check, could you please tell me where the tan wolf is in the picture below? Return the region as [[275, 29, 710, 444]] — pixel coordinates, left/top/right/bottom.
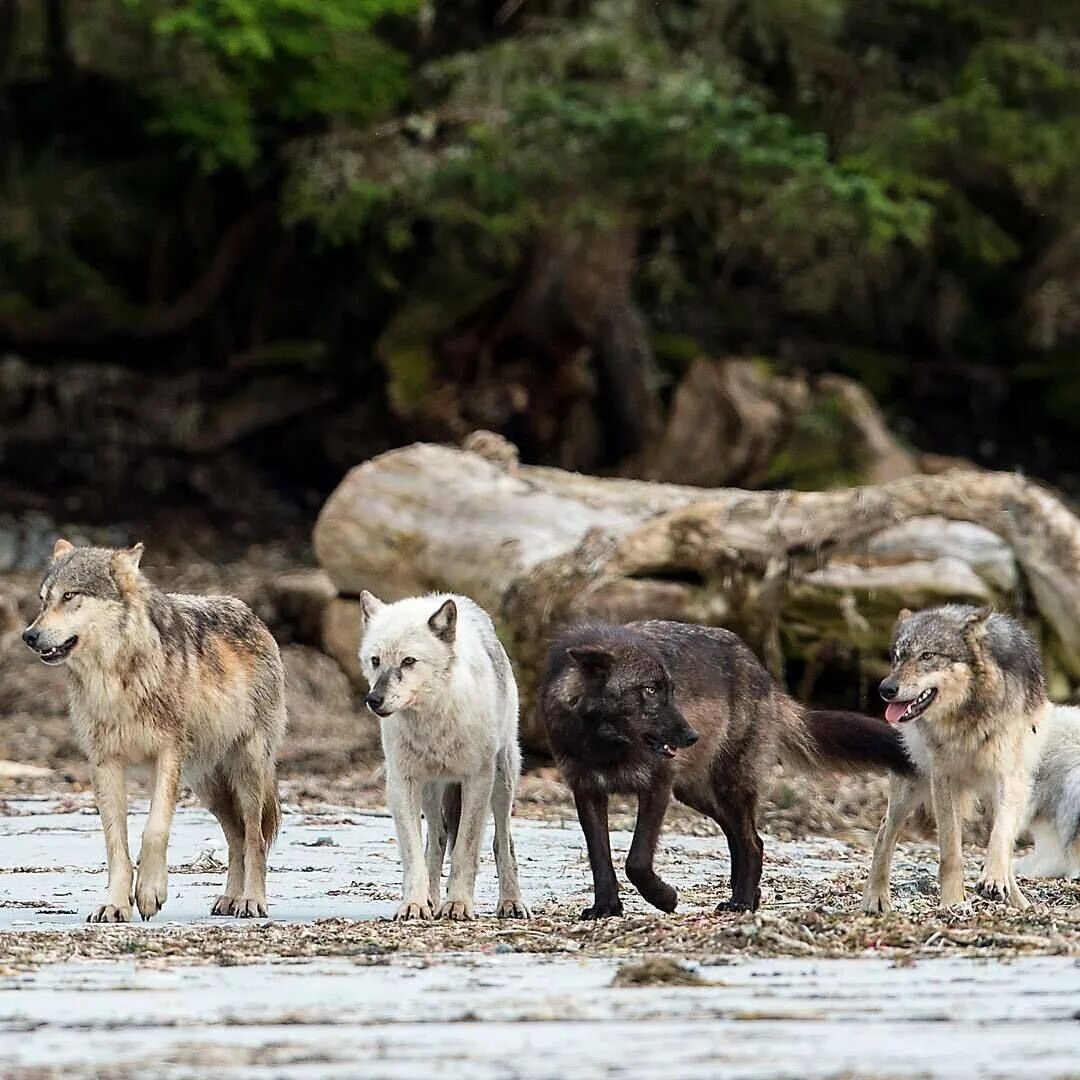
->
[[863, 604, 1047, 912], [23, 539, 286, 922]]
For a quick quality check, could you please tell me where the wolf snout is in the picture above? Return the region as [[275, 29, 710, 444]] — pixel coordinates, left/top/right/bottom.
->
[[22, 626, 40, 649], [365, 691, 389, 716], [678, 728, 700, 748], [879, 677, 899, 701]]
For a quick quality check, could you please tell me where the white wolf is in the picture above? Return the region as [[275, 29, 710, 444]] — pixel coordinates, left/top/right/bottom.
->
[[358, 591, 529, 921], [1015, 704, 1080, 880]]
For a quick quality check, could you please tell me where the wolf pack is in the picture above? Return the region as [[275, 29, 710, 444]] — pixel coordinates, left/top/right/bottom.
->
[[21, 539, 1080, 924]]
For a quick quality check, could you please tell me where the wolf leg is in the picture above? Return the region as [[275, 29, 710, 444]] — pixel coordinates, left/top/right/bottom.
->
[[931, 774, 967, 908], [714, 798, 764, 912], [198, 774, 246, 915], [135, 745, 181, 920], [491, 746, 529, 918], [625, 776, 677, 913], [231, 763, 270, 918], [88, 759, 133, 923], [422, 780, 448, 909], [388, 770, 433, 920], [439, 766, 494, 920], [978, 770, 1031, 908], [862, 776, 921, 914], [573, 786, 622, 918]]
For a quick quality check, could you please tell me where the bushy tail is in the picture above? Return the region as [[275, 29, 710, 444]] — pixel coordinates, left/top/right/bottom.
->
[[262, 771, 282, 850], [793, 709, 915, 776]]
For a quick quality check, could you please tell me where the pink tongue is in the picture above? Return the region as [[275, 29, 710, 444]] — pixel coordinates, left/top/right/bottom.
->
[[885, 702, 909, 725]]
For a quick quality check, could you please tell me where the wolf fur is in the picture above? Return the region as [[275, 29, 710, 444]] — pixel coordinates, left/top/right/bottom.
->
[[541, 620, 914, 917], [1014, 704, 1080, 880], [358, 591, 528, 921], [23, 539, 285, 922], [863, 604, 1047, 913]]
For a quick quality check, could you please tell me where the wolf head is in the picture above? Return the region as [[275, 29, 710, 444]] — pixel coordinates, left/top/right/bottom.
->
[[879, 603, 1004, 724], [545, 627, 699, 765], [23, 539, 145, 666], [357, 591, 459, 718]]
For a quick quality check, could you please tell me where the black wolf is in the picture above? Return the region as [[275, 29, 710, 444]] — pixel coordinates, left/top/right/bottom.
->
[[541, 620, 913, 916]]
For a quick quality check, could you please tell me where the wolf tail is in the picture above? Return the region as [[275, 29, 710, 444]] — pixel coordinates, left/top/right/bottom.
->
[[792, 709, 915, 776], [262, 773, 282, 850]]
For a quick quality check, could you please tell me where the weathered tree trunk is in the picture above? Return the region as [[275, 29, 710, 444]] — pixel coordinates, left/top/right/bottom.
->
[[314, 442, 1080, 749]]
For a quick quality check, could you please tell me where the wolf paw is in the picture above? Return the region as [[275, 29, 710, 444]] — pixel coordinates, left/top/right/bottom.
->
[[211, 895, 239, 916], [232, 897, 268, 918], [579, 899, 623, 920], [395, 901, 434, 921], [135, 867, 168, 921], [862, 890, 893, 914], [437, 899, 474, 921], [715, 899, 756, 914], [975, 876, 1009, 903], [87, 904, 131, 924], [496, 899, 531, 919]]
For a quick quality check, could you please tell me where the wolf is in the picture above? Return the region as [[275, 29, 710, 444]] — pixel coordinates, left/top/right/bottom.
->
[[862, 604, 1046, 912], [23, 539, 285, 922], [1014, 704, 1080, 880], [358, 591, 529, 921], [540, 620, 914, 917]]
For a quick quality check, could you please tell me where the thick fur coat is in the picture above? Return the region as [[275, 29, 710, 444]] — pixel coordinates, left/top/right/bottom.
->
[[358, 591, 528, 921], [23, 539, 285, 922], [541, 620, 913, 916], [864, 604, 1047, 912]]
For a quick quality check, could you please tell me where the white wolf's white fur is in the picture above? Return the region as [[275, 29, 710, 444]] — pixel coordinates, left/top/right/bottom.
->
[[358, 591, 529, 921], [1015, 704, 1080, 880]]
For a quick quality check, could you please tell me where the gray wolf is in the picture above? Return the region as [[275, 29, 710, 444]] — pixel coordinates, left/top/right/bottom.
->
[[1015, 704, 1080, 880], [863, 604, 1046, 912], [23, 539, 285, 922], [358, 591, 529, 921], [540, 620, 914, 916]]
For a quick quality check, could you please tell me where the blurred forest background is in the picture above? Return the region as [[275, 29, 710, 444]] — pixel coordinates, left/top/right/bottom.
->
[[2, 0, 1080, 544]]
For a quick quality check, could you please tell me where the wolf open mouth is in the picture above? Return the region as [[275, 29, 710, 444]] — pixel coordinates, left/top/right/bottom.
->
[[885, 688, 937, 724], [646, 736, 679, 759], [38, 636, 78, 665]]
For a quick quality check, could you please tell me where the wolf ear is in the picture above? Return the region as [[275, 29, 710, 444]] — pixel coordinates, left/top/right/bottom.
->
[[567, 645, 614, 683], [111, 543, 144, 592], [897, 607, 913, 624], [428, 598, 457, 643], [51, 538, 75, 561], [358, 590, 385, 621], [965, 605, 993, 626], [111, 544, 145, 596]]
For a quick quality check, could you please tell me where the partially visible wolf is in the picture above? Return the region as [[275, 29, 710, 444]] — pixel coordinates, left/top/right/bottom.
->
[[1015, 704, 1080, 880], [541, 620, 914, 917], [358, 591, 529, 921], [23, 540, 285, 922], [863, 604, 1046, 912]]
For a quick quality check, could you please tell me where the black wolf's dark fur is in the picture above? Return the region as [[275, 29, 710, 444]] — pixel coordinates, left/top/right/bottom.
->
[[541, 620, 913, 917]]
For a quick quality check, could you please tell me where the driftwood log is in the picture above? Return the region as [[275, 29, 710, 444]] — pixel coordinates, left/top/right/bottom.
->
[[314, 441, 1080, 750]]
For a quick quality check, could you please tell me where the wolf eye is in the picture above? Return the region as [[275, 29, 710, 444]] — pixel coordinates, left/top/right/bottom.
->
[[642, 685, 658, 698], [401, 657, 416, 668], [371, 656, 380, 668], [61, 591, 79, 603], [919, 651, 935, 661]]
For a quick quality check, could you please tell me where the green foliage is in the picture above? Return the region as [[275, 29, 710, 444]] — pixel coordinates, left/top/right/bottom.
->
[[123, 0, 418, 169]]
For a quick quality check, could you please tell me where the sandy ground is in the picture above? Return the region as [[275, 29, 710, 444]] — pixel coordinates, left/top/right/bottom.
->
[[2, 796, 1079, 1079]]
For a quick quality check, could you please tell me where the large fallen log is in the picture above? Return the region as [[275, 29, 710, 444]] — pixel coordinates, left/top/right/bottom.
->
[[314, 441, 1080, 749]]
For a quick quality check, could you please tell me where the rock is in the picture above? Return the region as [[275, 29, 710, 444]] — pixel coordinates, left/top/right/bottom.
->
[[265, 569, 336, 646], [321, 597, 365, 686]]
